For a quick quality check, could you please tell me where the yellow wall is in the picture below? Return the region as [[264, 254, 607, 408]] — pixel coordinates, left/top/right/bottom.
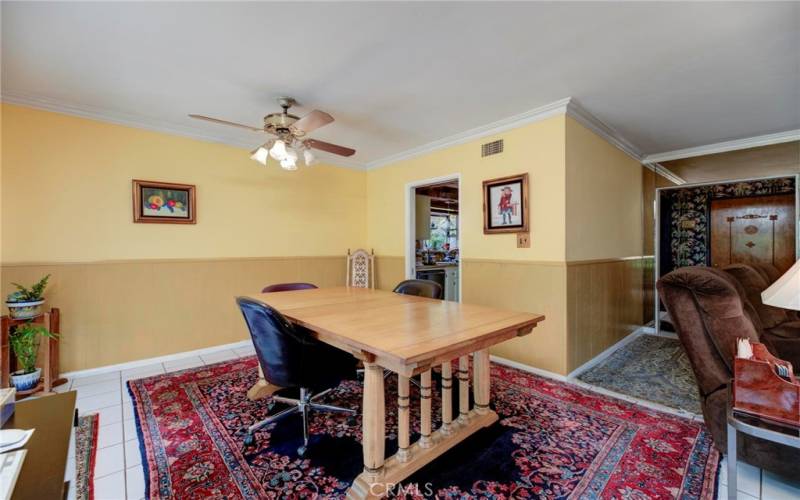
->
[[366, 116, 569, 373], [1, 104, 366, 264], [2, 104, 648, 375], [565, 116, 643, 261], [1, 104, 367, 370], [563, 116, 645, 371], [367, 116, 567, 262]]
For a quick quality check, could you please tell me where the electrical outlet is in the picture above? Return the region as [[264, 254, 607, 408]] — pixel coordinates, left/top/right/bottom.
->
[[517, 232, 530, 248]]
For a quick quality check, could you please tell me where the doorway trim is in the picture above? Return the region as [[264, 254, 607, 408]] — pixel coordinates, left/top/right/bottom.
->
[[653, 173, 800, 334], [405, 173, 462, 302]]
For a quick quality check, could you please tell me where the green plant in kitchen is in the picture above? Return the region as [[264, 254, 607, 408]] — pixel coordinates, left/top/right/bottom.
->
[[5, 274, 50, 320], [9, 322, 58, 391]]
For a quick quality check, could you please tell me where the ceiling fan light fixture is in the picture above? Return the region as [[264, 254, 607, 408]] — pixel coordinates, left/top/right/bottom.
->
[[269, 139, 287, 161], [250, 139, 274, 166], [280, 156, 298, 171], [303, 148, 316, 166]]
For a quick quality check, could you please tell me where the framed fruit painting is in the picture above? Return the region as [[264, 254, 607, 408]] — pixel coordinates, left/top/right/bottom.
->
[[132, 180, 196, 224]]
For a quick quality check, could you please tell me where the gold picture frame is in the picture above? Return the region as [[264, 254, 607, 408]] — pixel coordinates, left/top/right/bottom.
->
[[482, 173, 529, 234]]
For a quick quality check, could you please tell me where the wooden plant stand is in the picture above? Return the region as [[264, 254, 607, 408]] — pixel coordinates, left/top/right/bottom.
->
[[1, 308, 66, 399]]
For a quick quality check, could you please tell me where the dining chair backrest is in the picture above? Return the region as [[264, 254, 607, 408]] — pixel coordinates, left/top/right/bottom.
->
[[393, 279, 443, 299], [261, 282, 318, 293], [236, 297, 306, 388], [346, 248, 375, 289]]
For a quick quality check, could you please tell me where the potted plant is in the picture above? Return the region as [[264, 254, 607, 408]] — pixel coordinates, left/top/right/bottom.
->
[[10, 322, 57, 391], [5, 274, 50, 319]]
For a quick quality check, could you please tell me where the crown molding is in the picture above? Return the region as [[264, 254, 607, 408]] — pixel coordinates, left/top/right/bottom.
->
[[365, 97, 573, 170], [0, 91, 368, 171], [643, 129, 800, 164], [565, 98, 643, 162], [644, 162, 687, 185]]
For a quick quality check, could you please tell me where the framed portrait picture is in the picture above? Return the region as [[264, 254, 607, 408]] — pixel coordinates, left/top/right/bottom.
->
[[132, 180, 196, 224], [483, 173, 529, 234]]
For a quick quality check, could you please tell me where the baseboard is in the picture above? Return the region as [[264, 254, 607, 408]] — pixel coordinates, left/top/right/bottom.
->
[[61, 339, 253, 379], [489, 355, 568, 382], [566, 327, 646, 380]]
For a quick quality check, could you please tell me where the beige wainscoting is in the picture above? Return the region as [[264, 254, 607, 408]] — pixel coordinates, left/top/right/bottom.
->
[[566, 257, 645, 372], [374, 255, 406, 291], [1, 256, 347, 372]]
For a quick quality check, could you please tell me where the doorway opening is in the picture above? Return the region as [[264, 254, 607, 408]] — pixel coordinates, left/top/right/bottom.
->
[[405, 174, 461, 301], [654, 174, 799, 334]]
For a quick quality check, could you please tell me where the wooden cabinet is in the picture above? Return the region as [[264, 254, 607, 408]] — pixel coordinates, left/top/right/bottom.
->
[[415, 195, 431, 241]]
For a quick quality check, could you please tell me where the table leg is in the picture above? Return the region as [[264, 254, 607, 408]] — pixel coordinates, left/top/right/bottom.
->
[[247, 366, 273, 401], [458, 356, 469, 422], [361, 363, 386, 475], [349, 362, 386, 498], [440, 362, 453, 435], [397, 375, 411, 462], [419, 370, 433, 448], [348, 356, 498, 500], [473, 349, 490, 415]]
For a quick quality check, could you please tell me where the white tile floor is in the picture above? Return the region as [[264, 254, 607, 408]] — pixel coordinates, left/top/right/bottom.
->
[[55, 343, 798, 500], [59, 345, 256, 500]]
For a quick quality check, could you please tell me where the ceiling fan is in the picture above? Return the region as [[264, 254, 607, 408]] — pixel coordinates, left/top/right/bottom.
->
[[189, 97, 356, 170]]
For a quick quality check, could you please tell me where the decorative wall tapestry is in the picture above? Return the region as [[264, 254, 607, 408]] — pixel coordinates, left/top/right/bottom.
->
[[659, 177, 795, 274]]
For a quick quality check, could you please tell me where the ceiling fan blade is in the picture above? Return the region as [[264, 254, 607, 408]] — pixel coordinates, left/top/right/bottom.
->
[[188, 114, 263, 132], [291, 110, 334, 134], [305, 139, 356, 157]]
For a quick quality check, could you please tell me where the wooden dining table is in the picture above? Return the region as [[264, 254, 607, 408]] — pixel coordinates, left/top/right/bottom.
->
[[244, 286, 545, 499]]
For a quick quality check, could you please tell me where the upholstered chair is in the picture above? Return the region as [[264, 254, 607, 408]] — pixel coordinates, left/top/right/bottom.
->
[[724, 263, 800, 364], [236, 297, 358, 456], [657, 266, 799, 478]]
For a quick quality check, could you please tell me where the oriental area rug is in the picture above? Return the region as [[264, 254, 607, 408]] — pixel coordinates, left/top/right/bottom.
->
[[75, 412, 99, 500], [577, 334, 702, 415], [128, 357, 718, 499]]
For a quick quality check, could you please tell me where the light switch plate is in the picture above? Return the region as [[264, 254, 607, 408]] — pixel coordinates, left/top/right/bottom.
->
[[517, 232, 530, 248]]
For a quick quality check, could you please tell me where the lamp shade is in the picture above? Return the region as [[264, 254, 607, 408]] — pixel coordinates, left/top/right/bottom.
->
[[762, 259, 800, 311]]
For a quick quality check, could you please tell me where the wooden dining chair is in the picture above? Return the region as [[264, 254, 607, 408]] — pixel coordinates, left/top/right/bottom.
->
[[346, 248, 375, 289]]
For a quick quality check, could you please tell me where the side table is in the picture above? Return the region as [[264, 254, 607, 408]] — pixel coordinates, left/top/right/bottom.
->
[[726, 398, 800, 499]]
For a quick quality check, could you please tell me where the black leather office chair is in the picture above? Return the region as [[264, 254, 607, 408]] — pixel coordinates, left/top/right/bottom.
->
[[236, 297, 358, 456], [393, 279, 443, 299]]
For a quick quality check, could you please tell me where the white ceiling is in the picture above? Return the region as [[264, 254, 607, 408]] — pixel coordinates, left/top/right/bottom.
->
[[2, 2, 799, 168]]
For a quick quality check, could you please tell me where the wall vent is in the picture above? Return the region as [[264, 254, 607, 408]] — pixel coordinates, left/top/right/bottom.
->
[[481, 139, 504, 157]]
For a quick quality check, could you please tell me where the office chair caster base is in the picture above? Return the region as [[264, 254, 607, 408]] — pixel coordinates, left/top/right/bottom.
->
[[297, 445, 307, 457], [242, 432, 256, 451]]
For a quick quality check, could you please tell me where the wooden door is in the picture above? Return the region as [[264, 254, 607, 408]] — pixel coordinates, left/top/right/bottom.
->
[[710, 194, 796, 273]]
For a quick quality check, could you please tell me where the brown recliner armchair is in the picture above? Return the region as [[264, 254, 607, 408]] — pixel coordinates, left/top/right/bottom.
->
[[724, 263, 800, 365], [657, 266, 799, 479]]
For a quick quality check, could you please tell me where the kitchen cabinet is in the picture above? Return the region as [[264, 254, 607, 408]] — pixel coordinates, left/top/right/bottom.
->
[[415, 195, 431, 241], [444, 266, 459, 302]]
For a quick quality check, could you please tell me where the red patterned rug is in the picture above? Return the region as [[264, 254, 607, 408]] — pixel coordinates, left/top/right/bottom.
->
[[75, 413, 99, 500], [128, 357, 719, 499]]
